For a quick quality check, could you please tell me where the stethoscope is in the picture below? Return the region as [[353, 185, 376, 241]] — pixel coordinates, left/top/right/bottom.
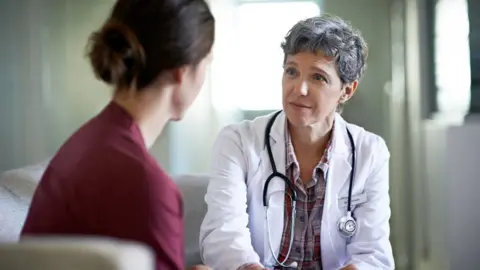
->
[[263, 110, 357, 268]]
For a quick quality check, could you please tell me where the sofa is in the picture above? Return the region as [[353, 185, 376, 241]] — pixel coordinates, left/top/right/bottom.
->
[[0, 162, 210, 268]]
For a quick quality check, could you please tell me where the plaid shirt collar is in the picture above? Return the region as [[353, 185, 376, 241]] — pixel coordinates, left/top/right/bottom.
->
[[285, 120, 334, 173]]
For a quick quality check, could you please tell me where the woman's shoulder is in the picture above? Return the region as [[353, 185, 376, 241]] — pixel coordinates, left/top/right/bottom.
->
[[215, 112, 278, 145], [93, 148, 182, 210], [107, 146, 173, 187], [66, 139, 177, 196], [220, 112, 272, 134], [344, 122, 390, 159], [212, 113, 279, 164]]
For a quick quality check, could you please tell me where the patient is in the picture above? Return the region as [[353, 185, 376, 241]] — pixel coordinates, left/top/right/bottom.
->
[[20, 0, 214, 269]]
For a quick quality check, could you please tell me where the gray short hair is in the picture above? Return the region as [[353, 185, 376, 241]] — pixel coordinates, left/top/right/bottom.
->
[[281, 14, 368, 84]]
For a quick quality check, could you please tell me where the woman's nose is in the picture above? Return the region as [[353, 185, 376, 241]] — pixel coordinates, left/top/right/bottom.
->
[[293, 80, 308, 96]]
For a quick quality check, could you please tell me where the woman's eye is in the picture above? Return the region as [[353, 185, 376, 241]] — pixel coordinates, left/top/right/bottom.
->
[[313, 73, 326, 82], [285, 67, 297, 76]]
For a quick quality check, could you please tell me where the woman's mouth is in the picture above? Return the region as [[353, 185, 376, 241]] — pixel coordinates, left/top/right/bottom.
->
[[290, 102, 311, 109]]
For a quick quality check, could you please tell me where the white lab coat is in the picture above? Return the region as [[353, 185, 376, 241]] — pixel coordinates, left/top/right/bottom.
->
[[199, 111, 394, 270]]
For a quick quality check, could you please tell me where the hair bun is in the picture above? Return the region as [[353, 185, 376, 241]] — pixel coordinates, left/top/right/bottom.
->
[[87, 21, 145, 87]]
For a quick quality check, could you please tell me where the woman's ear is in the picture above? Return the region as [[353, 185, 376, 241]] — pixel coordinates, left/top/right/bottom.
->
[[340, 80, 358, 103], [171, 67, 187, 84]]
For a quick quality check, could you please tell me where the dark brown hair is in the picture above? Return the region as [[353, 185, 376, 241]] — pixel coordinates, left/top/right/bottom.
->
[[87, 0, 215, 91]]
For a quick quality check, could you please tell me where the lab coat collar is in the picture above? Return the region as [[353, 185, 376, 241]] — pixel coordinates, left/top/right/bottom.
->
[[268, 111, 286, 145], [331, 113, 351, 155], [268, 111, 351, 155]]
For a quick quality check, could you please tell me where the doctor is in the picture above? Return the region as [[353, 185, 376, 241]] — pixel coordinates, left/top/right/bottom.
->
[[199, 14, 394, 270]]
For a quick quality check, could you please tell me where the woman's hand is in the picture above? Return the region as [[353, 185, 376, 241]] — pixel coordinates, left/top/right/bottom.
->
[[341, 264, 358, 270], [237, 263, 267, 270], [187, 265, 212, 270], [242, 265, 267, 270]]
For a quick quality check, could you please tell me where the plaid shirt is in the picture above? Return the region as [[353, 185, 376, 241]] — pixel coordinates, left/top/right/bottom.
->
[[275, 124, 333, 270]]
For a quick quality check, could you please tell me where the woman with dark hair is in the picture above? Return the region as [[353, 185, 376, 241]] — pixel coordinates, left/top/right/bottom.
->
[[21, 0, 215, 269]]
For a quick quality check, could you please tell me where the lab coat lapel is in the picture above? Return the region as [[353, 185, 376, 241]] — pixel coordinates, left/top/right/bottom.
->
[[326, 115, 353, 209], [262, 111, 286, 264], [320, 115, 353, 268]]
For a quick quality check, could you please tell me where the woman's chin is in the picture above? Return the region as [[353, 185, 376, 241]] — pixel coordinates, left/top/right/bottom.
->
[[170, 108, 186, 121], [285, 112, 313, 127], [170, 114, 184, 121]]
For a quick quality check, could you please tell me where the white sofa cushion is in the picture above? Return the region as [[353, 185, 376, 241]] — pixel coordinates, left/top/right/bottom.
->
[[0, 236, 154, 270], [0, 186, 29, 243], [0, 161, 48, 201], [0, 163, 48, 243]]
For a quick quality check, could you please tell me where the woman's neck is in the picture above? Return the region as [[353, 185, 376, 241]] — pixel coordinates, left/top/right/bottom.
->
[[113, 86, 173, 148], [289, 114, 335, 158]]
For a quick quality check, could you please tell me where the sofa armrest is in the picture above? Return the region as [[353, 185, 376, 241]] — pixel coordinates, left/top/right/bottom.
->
[[0, 236, 155, 270]]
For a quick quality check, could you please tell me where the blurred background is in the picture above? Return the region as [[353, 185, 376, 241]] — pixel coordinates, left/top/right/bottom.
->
[[0, 0, 479, 269]]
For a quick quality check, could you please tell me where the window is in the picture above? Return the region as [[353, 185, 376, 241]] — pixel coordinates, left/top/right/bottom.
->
[[211, 1, 321, 111], [434, 0, 470, 115]]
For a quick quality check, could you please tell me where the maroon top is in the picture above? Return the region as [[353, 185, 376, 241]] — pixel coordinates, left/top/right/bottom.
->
[[21, 102, 184, 270]]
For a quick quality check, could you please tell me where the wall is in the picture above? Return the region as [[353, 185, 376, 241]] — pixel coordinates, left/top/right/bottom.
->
[[0, 0, 172, 172], [444, 124, 480, 269], [423, 120, 480, 270], [423, 120, 450, 270], [323, 0, 392, 140], [468, 0, 480, 113]]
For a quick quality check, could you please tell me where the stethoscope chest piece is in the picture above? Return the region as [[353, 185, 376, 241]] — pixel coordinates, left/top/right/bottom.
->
[[337, 212, 357, 238]]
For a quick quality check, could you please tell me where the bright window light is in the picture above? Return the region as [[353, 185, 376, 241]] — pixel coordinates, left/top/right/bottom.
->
[[216, 1, 320, 111], [434, 0, 470, 115]]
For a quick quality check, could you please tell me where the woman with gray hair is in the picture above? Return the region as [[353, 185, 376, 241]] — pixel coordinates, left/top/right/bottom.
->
[[200, 14, 394, 270]]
